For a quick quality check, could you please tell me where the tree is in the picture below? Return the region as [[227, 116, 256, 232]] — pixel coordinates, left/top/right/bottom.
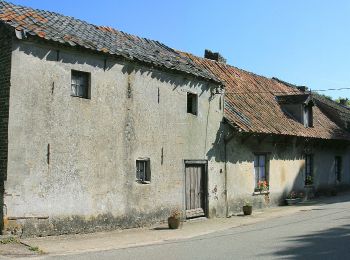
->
[[335, 97, 350, 106]]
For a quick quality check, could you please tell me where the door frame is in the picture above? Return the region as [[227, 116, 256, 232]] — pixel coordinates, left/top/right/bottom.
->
[[183, 160, 208, 218]]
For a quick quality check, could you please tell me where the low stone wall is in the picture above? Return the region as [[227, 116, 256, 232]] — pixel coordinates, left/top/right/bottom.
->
[[5, 208, 172, 237]]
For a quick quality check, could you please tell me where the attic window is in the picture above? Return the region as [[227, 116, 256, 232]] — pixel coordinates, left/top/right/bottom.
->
[[303, 105, 313, 127], [276, 94, 314, 128], [187, 92, 198, 115]]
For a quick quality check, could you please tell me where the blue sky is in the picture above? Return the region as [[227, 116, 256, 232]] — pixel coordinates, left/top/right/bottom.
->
[[9, 0, 350, 99]]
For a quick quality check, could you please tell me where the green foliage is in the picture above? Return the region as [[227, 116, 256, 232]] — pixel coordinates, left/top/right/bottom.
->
[[28, 246, 44, 254], [0, 237, 19, 244], [335, 97, 350, 106]]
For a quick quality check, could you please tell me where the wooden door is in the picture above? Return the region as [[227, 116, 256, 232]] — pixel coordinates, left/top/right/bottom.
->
[[185, 164, 206, 218]]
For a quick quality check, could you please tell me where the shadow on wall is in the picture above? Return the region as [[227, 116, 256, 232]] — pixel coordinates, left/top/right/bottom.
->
[[273, 223, 350, 259], [121, 65, 213, 97], [207, 127, 350, 210], [18, 44, 113, 71], [0, 182, 3, 234], [18, 43, 213, 96], [206, 121, 226, 163]]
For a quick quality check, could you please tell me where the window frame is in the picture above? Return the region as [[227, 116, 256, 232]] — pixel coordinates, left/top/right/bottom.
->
[[305, 154, 313, 185], [254, 154, 269, 192], [335, 156, 342, 182], [71, 70, 91, 99], [136, 158, 151, 184], [187, 92, 198, 116]]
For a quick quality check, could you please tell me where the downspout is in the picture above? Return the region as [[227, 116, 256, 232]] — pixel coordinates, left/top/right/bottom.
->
[[224, 138, 228, 217]]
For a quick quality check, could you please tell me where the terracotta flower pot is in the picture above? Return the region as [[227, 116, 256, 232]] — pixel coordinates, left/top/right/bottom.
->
[[168, 216, 180, 229], [243, 205, 252, 215]]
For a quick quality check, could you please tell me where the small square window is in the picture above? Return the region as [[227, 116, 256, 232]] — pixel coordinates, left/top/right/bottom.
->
[[136, 159, 151, 183], [187, 92, 198, 115], [71, 70, 90, 99]]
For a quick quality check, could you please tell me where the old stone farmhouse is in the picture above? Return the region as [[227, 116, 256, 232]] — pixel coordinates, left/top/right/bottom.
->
[[0, 1, 349, 236]]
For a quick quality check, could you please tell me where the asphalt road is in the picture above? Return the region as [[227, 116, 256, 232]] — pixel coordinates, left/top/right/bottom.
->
[[39, 198, 350, 260]]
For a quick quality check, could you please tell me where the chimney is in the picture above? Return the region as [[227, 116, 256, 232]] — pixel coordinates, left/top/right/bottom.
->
[[339, 98, 348, 106], [297, 86, 307, 92], [204, 49, 226, 63]]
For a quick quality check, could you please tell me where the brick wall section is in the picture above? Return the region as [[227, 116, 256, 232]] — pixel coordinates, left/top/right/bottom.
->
[[0, 25, 12, 182]]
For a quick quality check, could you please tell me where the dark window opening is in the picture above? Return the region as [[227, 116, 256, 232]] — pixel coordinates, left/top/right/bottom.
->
[[254, 154, 269, 191], [335, 156, 342, 182], [187, 92, 198, 115], [71, 70, 90, 99], [304, 105, 313, 127], [305, 154, 313, 185], [136, 159, 151, 183]]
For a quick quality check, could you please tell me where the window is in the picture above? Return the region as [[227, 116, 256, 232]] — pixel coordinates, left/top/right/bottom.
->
[[276, 94, 314, 127], [335, 156, 342, 182], [303, 105, 313, 127], [254, 154, 268, 191], [305, 154, 313, 185], [187, 92, 198, 115], [136, 159, 151, 183], [71, 70, 90, 99]]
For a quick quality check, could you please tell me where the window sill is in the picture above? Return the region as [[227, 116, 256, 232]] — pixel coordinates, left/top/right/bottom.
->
[[71, 94, 90, 100], [136, 180, 151, 184], [253, 191, 269, 196]]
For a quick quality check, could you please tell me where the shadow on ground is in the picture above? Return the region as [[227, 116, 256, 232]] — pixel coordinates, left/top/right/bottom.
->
[[274, 223, 350, 259], [288, 191, 350, 209]]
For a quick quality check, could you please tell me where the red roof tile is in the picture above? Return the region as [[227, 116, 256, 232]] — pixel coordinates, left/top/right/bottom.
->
[[180, 52, 350, 140]]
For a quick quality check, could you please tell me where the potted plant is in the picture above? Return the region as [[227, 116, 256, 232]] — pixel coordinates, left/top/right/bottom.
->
[[255, 180, 269, 192], [305, 175, 313, 186], [168, 209, 181, 229], [285, 191, 302, 205], [243, 202, 252, 215]]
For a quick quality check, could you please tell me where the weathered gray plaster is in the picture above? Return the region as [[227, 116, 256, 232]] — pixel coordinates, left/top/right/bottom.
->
[[3, 36, 350, 237], [4, 39, 226, 236], [225, 134, 350, 215]]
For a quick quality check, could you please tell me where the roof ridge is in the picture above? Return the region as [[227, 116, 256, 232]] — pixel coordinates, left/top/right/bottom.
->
[[178, 50, 293, 86], [0, 0, 219, 82]]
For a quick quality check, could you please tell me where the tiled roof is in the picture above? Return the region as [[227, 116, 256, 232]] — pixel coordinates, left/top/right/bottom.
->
[[313, 94, 350, 131], [0, 1, 218, 82], [1, 1, 348, 141], [180, 52, 350, 140]]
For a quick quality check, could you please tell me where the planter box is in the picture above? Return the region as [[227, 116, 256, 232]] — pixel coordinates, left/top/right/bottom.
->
[[285, 198, 301, 205]]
